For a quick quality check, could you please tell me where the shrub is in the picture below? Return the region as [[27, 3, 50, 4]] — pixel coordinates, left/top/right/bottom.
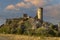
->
[[24, 29, 35, 36], [0, 26, 11, 34], [35, 27, 48, 36], [16, 26, 24, 34]]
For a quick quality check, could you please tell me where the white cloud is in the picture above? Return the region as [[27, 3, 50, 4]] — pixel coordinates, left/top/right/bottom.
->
[[16, 2, 31, 8], [24, 0, 51, 7], [5, 4, 15, 10], [5, 0, 60, 19], [5, 0, 49, 10]]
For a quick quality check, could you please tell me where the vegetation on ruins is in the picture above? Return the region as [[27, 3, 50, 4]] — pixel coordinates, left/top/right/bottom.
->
[[0, 17, 60, 37]]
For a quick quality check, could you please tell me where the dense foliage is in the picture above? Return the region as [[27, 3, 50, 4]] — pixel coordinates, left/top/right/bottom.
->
[[0, 18, 60, 37]]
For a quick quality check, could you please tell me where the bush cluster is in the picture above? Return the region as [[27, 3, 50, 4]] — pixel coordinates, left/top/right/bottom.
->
[[0, 21, 60, 37]]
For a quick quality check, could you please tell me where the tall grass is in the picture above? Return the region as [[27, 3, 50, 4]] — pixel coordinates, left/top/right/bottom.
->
[[0, 34, 59, 40]]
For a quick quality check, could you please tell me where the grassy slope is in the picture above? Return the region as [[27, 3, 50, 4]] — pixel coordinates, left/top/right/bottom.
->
[[0, 34, 59, 40]]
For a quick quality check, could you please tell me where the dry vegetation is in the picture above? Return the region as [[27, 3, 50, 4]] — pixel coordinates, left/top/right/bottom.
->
[[0, 34, 60, 40]]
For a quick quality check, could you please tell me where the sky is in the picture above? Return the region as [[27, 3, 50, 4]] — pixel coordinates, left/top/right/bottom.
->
[[0, 0, 60, 25]]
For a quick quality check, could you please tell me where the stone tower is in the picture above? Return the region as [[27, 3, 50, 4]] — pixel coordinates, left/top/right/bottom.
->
[[37, 7, 43, 24]]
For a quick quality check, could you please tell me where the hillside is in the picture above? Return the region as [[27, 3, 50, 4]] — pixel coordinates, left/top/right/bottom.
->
[[0, 17, 59, 37]]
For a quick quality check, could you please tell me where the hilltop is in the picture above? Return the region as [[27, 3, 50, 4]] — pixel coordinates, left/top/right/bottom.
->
[[0, 8, 59, 37], [0, 15, 59, 37]]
